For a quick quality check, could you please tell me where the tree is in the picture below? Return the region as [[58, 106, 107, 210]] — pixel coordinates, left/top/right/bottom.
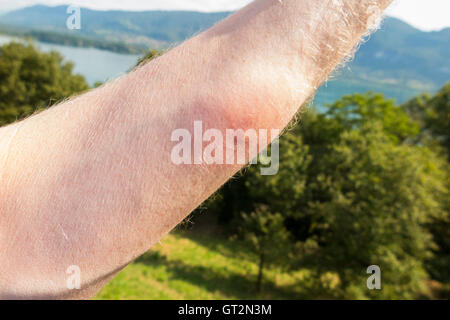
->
[[239, 205, 291, 293], [288, 94, 446, 298], [325, 92, 420, 144], [295, 123, 446, 298], [425, 83, 450, 159], [403, 84, 450, 284], [219, 93, 447, 299], [403, 83, 450, 158], [0, 41, 89, 126]]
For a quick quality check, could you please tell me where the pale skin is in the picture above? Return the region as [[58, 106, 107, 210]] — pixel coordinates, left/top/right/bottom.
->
[[0, 0, 392, 299]]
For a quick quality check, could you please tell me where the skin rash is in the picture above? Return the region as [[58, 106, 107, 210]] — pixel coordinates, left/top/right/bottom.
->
[[0, 0, 392, 299]]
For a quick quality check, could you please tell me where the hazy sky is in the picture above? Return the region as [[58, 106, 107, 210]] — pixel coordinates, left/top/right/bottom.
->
[[0, 0, 449, 31]]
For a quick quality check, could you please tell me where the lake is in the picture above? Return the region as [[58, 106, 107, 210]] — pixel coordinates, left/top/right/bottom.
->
[[0, 35, 141, 86]]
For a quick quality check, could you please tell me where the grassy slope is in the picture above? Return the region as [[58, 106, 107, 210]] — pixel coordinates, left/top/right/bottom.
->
[[95, 231, 306, 300], [94, 229, 450, 300]]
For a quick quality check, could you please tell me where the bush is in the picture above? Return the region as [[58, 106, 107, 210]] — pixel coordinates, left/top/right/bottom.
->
[[0, 41, 89, 126]]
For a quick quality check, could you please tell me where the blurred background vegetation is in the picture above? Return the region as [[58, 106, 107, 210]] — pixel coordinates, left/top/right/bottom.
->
[[0, 6, 448, 299]]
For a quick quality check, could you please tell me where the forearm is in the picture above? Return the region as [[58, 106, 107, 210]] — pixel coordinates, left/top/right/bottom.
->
[[0, 0, 392, 299]]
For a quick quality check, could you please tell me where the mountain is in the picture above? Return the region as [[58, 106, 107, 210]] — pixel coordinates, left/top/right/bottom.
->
[[1, 5, 231, 47], [314, 18, 450, 105], [1, 5, 449, 105]]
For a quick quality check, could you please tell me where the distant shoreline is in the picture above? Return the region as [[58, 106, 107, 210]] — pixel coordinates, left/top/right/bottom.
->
[[0, 34, 142, 86], [0, 25, 149, 55]]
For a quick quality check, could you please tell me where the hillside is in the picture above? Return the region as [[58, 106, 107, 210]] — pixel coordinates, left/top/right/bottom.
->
[[96, 231, 306, 300], [314, 18, 449, 105], [1, 5, 231, 47], [1, 5, 449, 104]]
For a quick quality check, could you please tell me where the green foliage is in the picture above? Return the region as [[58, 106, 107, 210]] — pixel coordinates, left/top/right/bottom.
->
[[426, 199, 450, 283], [240, 207, 289, 256], [424, 83, 450, 159], [212, 92, 448, 299], [239, 205, 291, 292], [0, 41, 89, 126], [325, 92, 420, 143], [402, 84, 450, 284], [244, 133, 310, 216], [403, 83, 450, 158], [136, 50, 163, 67], [296, 124, 445, 298]]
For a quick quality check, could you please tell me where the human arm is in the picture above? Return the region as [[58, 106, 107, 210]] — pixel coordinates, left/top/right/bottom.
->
[[0, 0, 392, 299]]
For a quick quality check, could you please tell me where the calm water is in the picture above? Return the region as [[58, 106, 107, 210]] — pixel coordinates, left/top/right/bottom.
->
[[0, 35, 140, 86]]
